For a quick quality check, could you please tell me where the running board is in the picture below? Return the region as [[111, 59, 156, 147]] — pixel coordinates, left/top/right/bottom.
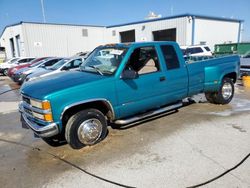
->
[[114, 102, 183, 125]]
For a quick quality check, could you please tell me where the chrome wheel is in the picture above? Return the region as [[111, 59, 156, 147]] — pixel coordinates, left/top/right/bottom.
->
[[77, 118, 103, 145], [222, 82, 232, 100]]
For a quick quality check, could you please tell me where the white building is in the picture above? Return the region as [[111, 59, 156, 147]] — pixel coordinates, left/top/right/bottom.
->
[[0, 14, 243, 59]]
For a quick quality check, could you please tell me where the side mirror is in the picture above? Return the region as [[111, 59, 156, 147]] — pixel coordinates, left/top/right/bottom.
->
[[40, 64, 45, 68], [121, 69, 138, 79]]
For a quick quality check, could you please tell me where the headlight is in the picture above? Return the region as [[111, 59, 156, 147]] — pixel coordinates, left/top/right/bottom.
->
[[32, 111, 53, 122], [30, 99, 51, 110], [30, 99, 42, 109], [29, 99, 53, 122], [32, 111, 45, 119]]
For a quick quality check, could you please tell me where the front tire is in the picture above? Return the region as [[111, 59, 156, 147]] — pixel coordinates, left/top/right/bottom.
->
[[3, 69, 8, 76], [65, 109, 107, 149], [205, 77, 234, 104]]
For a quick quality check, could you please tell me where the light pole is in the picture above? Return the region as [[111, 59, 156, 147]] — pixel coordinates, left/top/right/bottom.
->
[[41, 0, 46, 23]]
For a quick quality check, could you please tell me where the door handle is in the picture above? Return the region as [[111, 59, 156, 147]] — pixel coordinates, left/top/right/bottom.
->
[[159, 76, 166, 81]]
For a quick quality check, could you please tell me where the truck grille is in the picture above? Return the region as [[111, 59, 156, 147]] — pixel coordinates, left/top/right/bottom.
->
[[22, 96, 30, 104], [24, 107, 33, 116]]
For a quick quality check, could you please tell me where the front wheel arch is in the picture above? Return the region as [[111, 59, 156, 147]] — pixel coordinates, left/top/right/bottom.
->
[[221, 72, 237, 83], [61, 100, 114, 129]]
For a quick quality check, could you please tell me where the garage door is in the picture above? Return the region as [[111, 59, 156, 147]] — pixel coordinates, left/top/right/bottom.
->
[[153, 28, 176, 42], [120, 30, 135, 43]]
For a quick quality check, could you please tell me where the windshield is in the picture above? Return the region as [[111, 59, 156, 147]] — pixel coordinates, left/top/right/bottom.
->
[[49, 58, 70, 70], [80, 47, 128, 75], [9, 58, 20, 64], [29, 59, 47, 68]]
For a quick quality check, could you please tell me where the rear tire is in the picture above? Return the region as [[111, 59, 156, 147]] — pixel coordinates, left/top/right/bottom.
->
[[205, 77, 234, 104], [205, 92, 215, 103], [65, 109, 107, 149]]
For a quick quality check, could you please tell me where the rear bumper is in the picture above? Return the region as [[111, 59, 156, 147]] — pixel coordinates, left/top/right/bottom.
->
[[19, 103, 59, 138]]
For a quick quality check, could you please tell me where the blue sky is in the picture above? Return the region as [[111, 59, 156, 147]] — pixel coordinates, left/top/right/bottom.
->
[[0, 0, 250, 41]]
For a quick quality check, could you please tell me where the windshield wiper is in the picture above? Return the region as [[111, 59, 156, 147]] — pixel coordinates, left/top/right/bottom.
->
[[87, 65, 103, 76]]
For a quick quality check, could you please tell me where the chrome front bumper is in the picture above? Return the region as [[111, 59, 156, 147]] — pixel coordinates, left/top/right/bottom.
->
[[19, 102, 59, 138]]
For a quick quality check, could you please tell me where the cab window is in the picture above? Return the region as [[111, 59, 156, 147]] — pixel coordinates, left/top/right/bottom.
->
[[126, 46, 160, 75], [160, 45, 180, 70]]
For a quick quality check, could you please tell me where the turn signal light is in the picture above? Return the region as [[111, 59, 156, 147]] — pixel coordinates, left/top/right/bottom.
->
[[44, 114, 53, 122], [42, 101, 51, 110]]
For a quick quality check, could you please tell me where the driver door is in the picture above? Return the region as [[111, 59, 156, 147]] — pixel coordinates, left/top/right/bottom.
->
[[115, 46, 168, 118]]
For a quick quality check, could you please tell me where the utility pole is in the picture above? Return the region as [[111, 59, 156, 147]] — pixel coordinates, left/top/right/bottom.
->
[[41, 0, 46, 23]]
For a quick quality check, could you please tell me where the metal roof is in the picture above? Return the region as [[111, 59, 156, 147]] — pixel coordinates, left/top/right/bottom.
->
[[0, 21, 105, 39], [107, 13, 243, 28], [0, 13, 243, 39]]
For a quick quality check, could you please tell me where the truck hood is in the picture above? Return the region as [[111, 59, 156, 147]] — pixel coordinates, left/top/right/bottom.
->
[[21, 71, 106, 99]]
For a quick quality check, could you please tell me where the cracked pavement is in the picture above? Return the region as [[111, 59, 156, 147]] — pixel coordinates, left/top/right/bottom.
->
[[0, 76, 250, 188]]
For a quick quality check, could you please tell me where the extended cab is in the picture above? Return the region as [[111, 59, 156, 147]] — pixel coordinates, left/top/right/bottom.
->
[[19, 42, 240, 149]]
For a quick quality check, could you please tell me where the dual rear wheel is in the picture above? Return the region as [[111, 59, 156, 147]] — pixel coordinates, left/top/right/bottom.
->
[[205, 77, 234, 104]]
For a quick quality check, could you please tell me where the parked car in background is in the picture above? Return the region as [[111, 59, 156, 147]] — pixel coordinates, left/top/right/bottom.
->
[[180, 46, 188, 55], [19, 42, 239, 149], [14, 57, 63, 84], [74, 51, 90, 58], [26, 57, 84, 82], [0, 57, 20, 75], [3, 57, 20, 64], [184, 45, 213, 57], [8, 57, 48, 78], [0, 57, 35, 75]]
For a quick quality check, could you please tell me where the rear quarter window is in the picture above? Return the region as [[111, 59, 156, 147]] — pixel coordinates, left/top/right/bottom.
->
[[160, 45, 180, 70]]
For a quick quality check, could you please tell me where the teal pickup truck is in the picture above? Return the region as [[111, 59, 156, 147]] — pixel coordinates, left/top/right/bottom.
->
[[19, 42, 240, 149]]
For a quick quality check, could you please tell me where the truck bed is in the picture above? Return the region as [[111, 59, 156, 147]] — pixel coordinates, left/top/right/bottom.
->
[[186, 55, 240, 96]]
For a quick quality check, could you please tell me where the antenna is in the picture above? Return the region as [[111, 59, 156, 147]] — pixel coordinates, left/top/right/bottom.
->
[[41, 0, 46, 23]]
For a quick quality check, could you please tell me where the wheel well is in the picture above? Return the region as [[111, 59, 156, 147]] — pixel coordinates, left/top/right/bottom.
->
[[223, 72, 237, 83], [61, 101, 113, 128]]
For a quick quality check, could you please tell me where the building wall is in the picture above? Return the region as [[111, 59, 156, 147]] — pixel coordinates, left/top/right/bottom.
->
[[105, 17, 188, 45], [0, 24, 26, 58], [185, 17, 194, 47], [194, 19, 240, 50], [0, 17, 242, 58], [22, 23, 105, 57]]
